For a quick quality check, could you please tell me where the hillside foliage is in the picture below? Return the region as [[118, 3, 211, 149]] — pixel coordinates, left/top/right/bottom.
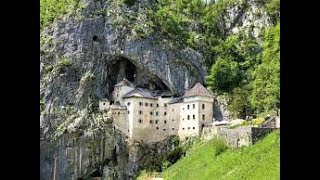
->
[[161, 132, 280, 180]]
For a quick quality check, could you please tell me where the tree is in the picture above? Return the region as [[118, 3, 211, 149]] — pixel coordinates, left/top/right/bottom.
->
[[250, 23, 280, 114], [206, 58, 241, 94]]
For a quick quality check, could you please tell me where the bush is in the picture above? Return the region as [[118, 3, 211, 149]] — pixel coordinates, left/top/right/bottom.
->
[[212, 138, 228, 156], [170, 135, 180, 147]]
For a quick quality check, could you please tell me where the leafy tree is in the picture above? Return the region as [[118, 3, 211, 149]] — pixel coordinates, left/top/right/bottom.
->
[[250, 23, 280, 114], [206, 58, 241, 94]]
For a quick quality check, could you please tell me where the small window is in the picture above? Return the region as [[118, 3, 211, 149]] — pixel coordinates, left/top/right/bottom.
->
[[156, 127, 159, 130], [139, 119, 143, 123], [139, 102, 142, 106], [187, 115, 190, 120], [128, 111, 130, 114], [193, 104, 195, 109], [187, 105, 190, 109], [202, 114, 205, 120], [164, 104, 167, 107], [182, 118, 184, 121], [172, 109, 174, 112], [164, 120, 167, 124], [150, 103, 153, 107], [164, 112, 167, 115], [150, 112, 153, 115], [127, 102, 131, 106], [172, 128, 175, 130], [193, 127, 195, 129], [155, 120, 158, 124], [150, 120, 153, 124], [103, 103, 105, 105], [123, 112, 125, 114], [182, 128, 185, 130], [139, 110, 142, 115], [145, 103, 148, 106], [193, 115, 195, 120], [118, 112, 120, 114], [163, 129, 166, 131], [156, 112, 159, 116], [172, 119, 174, 122], [183, 108, 185, 110], [156, 104, 159, 107], [202, 104, 205, 109], [188, 127, 190, 129]]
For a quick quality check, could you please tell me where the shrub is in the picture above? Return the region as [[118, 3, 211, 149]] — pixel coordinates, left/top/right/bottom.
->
[[170, 135, 180, 147], [212, 138, 228, 156]]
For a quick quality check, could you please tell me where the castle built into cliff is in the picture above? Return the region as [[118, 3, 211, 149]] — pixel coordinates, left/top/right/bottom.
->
[[99, 78, 214, 143]]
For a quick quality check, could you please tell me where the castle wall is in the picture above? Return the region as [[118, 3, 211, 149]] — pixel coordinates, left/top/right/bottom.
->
[[111, 106, 129, 136], [167, 102, 180, 136], [99, 100, 110, 111], [122, 97, 178, 143], [112, 85, 135, 105], [178, 96, 214, 140]]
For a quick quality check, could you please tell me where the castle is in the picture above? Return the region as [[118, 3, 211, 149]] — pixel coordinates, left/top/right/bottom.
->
[[99, 78, 214, 143]]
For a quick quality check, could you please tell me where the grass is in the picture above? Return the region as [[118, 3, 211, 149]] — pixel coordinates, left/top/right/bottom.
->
[[158, 132, 279, 180]]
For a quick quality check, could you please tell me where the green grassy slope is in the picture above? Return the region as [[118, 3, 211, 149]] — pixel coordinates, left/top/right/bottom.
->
[[161, 132, 280, 180]]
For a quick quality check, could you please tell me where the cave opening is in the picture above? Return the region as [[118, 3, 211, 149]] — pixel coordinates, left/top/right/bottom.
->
[[92, 35, 98, 42], [106, 57, 170, 98]]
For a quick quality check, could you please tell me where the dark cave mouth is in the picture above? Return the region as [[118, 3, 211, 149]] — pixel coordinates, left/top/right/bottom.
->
[[107, 56, 170, 93]]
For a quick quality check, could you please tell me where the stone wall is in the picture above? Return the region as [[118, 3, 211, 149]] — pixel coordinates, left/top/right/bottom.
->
[[217, 127, 252, 148], [201, 126, 279, 148]]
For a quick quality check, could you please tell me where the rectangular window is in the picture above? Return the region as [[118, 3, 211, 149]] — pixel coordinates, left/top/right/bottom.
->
[[164, 120, 167, 124], [128, 111, 130, 114], [139, 110, 142, 115], [139, 119, 143, 123], [202, 114, 205, 120], [156, 127, 159, 130], [193, 104, 195, 109], [139, 102, 142, 106], [163, 129, 166, 131], [157, 104, 159, 107], [193, 127, 195, 129], [172, 109, 174, 112], [164, 104, 167, 107], [145, 103, 148, 106], [187, 105, 190, 109], [150, 112, 153, 115], [156, 112, 159, 116], [127, 102, 131, 106], [188, 127, 190, 129], [155, 120, 158, 124], [182, 128, 185, 130], [150, 120, 153, 124], [187, 115, 190, 120], [172, 128, 175, 130], [193, 115, 195, 120], [172, 119, 174, 121], [164, 112, 167, 115], [150, 103, 153, 107], [202, 104, 205, 109]]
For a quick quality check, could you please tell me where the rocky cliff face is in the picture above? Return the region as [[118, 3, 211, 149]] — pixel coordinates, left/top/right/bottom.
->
[[40, 0, 275, 179]]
